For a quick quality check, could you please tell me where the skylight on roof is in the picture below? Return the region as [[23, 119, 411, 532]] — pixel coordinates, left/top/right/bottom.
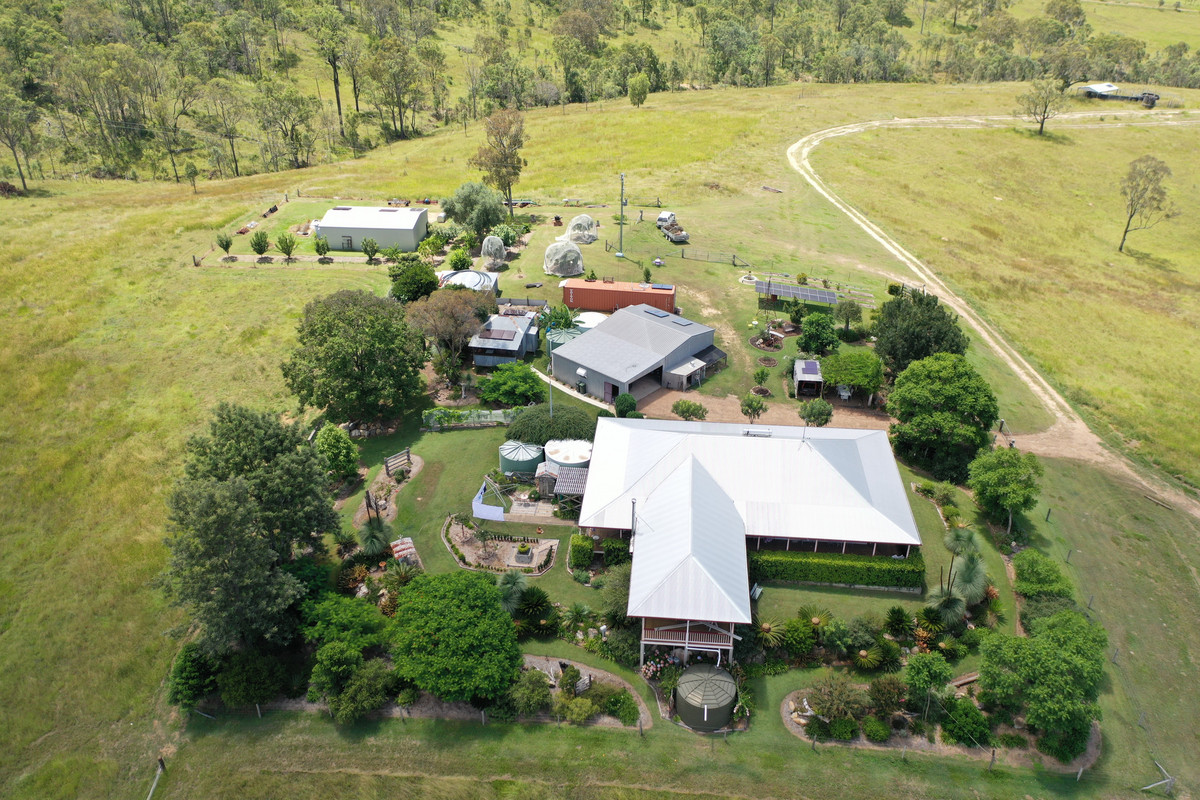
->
[[644, 308, 669, 318], [672, 319, 692, 326]]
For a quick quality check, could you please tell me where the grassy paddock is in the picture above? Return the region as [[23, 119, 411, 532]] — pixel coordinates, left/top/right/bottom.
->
[[813, 122, 1200, 486]]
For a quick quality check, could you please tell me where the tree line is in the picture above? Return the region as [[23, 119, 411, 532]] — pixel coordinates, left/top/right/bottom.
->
[[3, 0, 1198, 190]]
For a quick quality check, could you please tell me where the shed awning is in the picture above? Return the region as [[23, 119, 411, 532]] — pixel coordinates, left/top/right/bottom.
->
[[695, 345, 727, 365]]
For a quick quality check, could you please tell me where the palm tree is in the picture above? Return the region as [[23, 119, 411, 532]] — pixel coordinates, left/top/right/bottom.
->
[[496, 569, 528, 615], [853, 645, 883, 670], [927, 565, 966, 627], [943, 528, 979, 556], [797, 605, 833, 630], [358, 518, 391, 559], [384, 559, 422, 593], [517, 586, 552, 620], [954, 552, 989, 607], [915, 607, 944, 635], [756, 616, 786, 649], [333, 528, 358, 559], [562, 602, 592, 630]]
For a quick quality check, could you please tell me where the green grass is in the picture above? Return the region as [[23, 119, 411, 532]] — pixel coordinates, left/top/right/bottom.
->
[[4, 81, 1200, 798], [813, 120, 1200, 486]]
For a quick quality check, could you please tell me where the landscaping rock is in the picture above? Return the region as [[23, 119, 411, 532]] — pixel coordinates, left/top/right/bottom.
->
[[788, 700, 796, 713], [587, 627, 599, 639]]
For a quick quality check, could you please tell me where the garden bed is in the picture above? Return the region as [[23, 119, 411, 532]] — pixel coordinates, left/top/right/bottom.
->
[[352, 455, 424, 528], [441, 515, 557, 575], [757, 356, 779, 367], [749, 334, 783, 352]]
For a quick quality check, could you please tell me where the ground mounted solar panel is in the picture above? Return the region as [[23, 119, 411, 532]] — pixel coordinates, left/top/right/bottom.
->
[[754, 280, 837, 305]]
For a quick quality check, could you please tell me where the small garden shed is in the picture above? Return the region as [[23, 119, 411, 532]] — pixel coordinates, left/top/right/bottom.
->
[[676, 664, 737, 732]]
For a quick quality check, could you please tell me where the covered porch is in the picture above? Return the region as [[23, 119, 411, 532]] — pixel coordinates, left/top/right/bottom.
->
[[640, 617, 738, 666], [749, 536, 913, 558]]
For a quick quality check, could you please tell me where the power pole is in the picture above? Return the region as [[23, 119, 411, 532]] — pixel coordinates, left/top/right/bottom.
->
[[617, 172, 626, 257]]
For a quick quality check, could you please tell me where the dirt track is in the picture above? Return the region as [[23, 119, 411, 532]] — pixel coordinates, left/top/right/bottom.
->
[[786, 111, 1200, 522]]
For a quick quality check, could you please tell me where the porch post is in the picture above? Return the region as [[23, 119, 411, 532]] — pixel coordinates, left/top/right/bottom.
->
[[842, 541, 847, 554], [906, 545, 911, 557], [640, 638, 645, 667], [757, 537, 761, 551], [872, 543, 877, 556], [785, 539, 790, 551]]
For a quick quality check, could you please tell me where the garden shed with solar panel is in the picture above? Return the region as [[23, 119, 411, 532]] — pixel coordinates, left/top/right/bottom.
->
[[549, 304, 726, 403], [794, 359, 824, 397]]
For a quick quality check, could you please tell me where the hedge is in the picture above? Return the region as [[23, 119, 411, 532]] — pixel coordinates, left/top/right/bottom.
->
[[601, 538, 631, 567], [1012, 549, 1073, 599], [569, 534, 594, 570], [747, 550, 925, 589]]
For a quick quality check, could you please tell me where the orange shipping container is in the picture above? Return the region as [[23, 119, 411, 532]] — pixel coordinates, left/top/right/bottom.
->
[[561, 279, 676, 313]]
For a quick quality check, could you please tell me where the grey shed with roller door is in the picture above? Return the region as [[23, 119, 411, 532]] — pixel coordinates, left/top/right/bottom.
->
[[675, 664, 737, 732]]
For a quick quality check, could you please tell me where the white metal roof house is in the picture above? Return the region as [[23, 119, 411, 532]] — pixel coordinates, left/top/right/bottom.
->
[[579, 418, 921, 664], [467, 313, 539, 367], [550, 304, 726, 403], [313, 206, 428, 251]]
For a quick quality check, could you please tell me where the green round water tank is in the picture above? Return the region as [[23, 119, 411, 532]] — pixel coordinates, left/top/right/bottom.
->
[[546, 326, 583, 352], [675, 664, 737, 732], [498, 440, 544, 474]]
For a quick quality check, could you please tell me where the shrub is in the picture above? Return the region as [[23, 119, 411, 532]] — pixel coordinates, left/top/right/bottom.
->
[[862, 716, 891, 743], [314, 236, 330, 258], [1020, 595, 1078, 634], [604, 689, 640, 725], [396, 686, 419, 707], [328, 659, 397, 724], [941, 698, 990, 747], [869, 674, 907, 715], [216, 233, 233, 254], [885, 606, 913, 639], [492, 223, 519, 247], [932, 482, 958, 507], [916, 480, 936, 497], [614, 393, 637, 418], [315, 423, 358, 479], [564, 696, 597, 724], [782, 617, 816, 658], [659, 665, 682, 692], [510, 668, 552, 715], [602, 628, 641, 668], [747, 550, 925, 589], [809, 675, 867, 721], [361, 237, 379, 261], [507, 403, 596, 445], [806, 716, 831, 740], [570, 534, 594, 570], [942, 505, 962, 525], [166, 643, 218, 711], [1012, 549, 1073, 599], [601, 538, 631, 567], [217, 650, 284, 708], [560, 665, 582, 697], [448, 246, 472, 271], [626, 411, 644, 419], [829, 717, 860, 740], [477, 362, 545, 406], [671, 399, 708, 421], [571, 569, 590, 584], [997, 732, 1028, 748]]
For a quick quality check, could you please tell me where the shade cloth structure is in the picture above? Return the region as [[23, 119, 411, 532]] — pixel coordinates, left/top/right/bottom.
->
[[675, 664, 738, 732], [566, 214, 598, 244], [544, 241, 585, 276], [482, 235, 506, 271]]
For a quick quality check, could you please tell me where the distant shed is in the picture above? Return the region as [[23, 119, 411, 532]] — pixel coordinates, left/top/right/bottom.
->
[[794, 359, 823, 397], [562, 279, 676, 313]]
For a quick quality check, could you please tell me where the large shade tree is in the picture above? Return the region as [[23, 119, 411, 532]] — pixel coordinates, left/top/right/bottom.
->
[[184, 403, 339, 558], [874, 290, 969, 376], [888, 353, 998, 483], [391, 572, 522, 702], [441, 181, 506, 236], [968, 447, 1044, 536], [282, 290, 426, 421], [406, 287, 496, 382], [160, 477, 305, 656], [820, 350, 885, 404], [468, 109, 527, 217]]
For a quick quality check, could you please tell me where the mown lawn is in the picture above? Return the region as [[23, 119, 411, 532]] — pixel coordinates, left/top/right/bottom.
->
[[3, 81, 1199, 799]]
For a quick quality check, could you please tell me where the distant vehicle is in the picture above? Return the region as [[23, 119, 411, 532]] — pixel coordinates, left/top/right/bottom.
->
[[656, 211, 676, 229], [1078, 83, 1160, 108]]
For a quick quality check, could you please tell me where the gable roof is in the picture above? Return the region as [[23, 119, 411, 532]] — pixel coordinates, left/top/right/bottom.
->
[[552, 304, 713, 383], [626, 458, 752, 624], [468, 314, 534, 353], [318, 206, 426, 230], [581, 419, 921, 548]]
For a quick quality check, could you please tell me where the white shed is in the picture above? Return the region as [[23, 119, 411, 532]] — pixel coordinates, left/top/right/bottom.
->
[[313, 206, 428, 252]]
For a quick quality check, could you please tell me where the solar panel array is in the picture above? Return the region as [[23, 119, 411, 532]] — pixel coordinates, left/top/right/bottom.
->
[[651, 283, 674, 290], [480, 329, 517, 341], [802, 360, 820, 374], [754, 280, 837, 305]]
